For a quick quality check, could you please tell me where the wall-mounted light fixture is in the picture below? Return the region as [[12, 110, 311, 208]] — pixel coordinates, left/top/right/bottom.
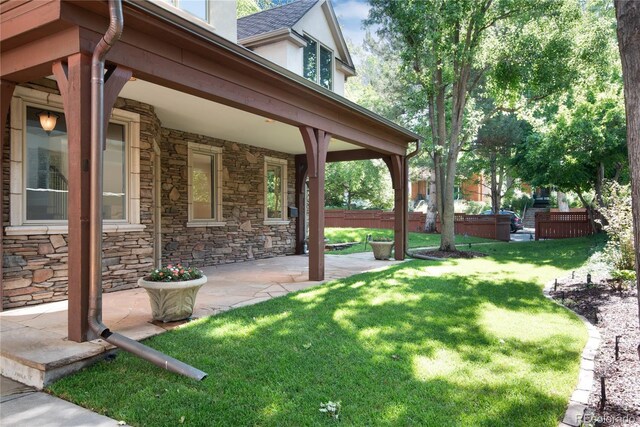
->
[[38, 111, 59, 133]]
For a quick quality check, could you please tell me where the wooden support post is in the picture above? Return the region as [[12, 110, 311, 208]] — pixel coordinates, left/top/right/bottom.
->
[[54, 56, 131, 342], [1, 80, 16, 311], [384, 155, 406, 260], [294, 155, 308, 255], [53, 54, 93, 342], [300, 126, 329, 281]]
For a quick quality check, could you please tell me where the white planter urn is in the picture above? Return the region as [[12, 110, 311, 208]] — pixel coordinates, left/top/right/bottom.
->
[[138, 275, 207, 322], [369, 241, 394, 260]]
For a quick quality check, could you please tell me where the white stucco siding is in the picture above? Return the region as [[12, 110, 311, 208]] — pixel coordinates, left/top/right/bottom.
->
[[287, 42, 304, 76], [253, 40, 303, 76], [295, 5, 340, 53], [333, 69, 346, 96], [253, 41, 291, 68], [209, 1, 238, 43]]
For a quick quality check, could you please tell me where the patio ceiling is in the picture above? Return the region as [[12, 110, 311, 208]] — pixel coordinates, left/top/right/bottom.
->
[[119, 78, 359, 155]]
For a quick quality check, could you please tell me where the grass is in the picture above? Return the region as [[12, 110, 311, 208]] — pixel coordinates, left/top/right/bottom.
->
[[48, 238, 596, 426], [325, 227, 494, 254]]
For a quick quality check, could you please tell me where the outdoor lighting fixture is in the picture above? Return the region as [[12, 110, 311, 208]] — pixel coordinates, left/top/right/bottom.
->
[[265, 118, 275, 123], [38, 111, 58, 133]]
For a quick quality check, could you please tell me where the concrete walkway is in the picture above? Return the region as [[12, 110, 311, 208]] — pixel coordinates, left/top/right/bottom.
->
[[0, 253, 400, 389], [0, 376, 123, 427]]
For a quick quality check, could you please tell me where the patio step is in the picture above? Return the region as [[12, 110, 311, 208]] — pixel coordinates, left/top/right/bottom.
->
[[522, 207, 549, 229], [0, 323, 117, 390]]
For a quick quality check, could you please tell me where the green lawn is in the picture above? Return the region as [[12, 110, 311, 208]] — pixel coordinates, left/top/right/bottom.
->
[[49, 238, 594, 426], [325, 227, 494, 254]]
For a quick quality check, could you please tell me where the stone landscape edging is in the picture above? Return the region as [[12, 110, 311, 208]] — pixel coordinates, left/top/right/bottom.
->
[[542, 278, 601, 427]]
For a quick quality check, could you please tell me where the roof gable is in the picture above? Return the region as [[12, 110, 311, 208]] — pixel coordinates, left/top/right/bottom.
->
[[238, 0, 355, 71], [237, 0, 318, 40]]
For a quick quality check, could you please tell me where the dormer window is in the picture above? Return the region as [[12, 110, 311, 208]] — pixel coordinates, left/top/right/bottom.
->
[[303, 35, 333, 90]]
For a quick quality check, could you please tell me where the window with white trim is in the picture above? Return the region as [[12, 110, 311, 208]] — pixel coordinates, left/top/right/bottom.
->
[[264, 156, 288, 223], [302, 35, 333, 90], [6, 87, 142, 236], [24, 106, 127, 222], [187, 142, 223, 226]]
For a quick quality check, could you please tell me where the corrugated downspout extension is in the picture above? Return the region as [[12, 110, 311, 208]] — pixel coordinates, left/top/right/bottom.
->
[[88, 0, 206, 381]]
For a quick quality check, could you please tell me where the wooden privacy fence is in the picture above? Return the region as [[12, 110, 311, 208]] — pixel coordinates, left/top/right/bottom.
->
[[324, 210, 511, 242], [535, 211, 593, 240], [324, 210, 427, 232], [436, 214, 511, 242]]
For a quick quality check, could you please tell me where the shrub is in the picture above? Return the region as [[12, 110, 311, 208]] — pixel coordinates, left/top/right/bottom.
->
[[597, 182, 635, 271]]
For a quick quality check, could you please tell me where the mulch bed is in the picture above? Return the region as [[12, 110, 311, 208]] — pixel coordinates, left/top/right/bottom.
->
[[413, 250, 487, 259], [550, 273, 639, 426]]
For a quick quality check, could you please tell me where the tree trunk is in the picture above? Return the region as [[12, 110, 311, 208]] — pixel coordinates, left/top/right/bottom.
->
[[576, 190, 598, 234], [490, 153, 498, 212], [615, 0, 640, 332], [595, 162, 605, 207], [425, 169, 438, 232], [557, 191, 570, 212]]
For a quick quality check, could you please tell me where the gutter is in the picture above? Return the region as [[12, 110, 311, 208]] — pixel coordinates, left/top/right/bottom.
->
[[88, 0, 206, 381], [122, 0, 421, 143]]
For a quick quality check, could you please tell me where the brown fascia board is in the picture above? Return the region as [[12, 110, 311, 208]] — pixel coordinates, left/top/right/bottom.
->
[[0, 0, 71, 52], [239, 28, 307, 49], [114, 0, 420, 145]]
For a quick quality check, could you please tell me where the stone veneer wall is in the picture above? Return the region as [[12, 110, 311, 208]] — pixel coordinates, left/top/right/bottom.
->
[[160, 129, 296, 267], [2, 85, 298, 309], [1, 88, 158, 309]]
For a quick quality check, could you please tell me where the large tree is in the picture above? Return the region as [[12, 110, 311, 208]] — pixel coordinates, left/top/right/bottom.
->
[[324, 160, 393, 210], [460, 114, 531, 212], [614, 0, 640, 332], [367, 0, 577, 251], [512, 90, 628, 208]]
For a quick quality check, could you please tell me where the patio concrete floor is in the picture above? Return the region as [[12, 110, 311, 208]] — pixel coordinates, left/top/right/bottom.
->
[[0, 253, 401, 389]]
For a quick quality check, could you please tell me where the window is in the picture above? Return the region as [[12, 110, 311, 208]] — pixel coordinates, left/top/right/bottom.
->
[[264, 157, 288, 223], [24, 107, 127, 221], [161, 0, 208, 21], [303, 35, 333, 90], [187, 142, 223, 226], [7, 86, 142, 236]]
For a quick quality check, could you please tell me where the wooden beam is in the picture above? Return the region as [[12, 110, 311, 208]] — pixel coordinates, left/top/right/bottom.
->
[[301, 126, 330, 281], [1, 79, 16, 311], [101, 64, 132, 145], [294, 155, 308, 255], [326, 149, 386, 163]]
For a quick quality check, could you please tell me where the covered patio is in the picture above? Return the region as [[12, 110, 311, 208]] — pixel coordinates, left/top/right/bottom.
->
[[1, 0, 419, 345], [0, 252, 402, 389]]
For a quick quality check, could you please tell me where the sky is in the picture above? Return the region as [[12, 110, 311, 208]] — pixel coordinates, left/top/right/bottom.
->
[[332, 0, 373, 49]]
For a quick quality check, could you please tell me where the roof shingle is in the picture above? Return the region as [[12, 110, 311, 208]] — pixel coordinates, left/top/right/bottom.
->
[[237, 0, 319, 40]]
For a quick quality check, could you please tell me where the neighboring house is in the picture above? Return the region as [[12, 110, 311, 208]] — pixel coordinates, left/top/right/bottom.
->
[[0, 0, 418, 342], [411, 174, 489, 208]]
